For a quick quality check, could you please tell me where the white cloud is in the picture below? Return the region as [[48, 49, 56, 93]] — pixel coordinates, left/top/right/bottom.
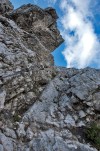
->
[[60, 0, 100, 68]]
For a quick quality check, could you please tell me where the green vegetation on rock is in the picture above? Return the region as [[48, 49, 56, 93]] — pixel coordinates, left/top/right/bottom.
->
[[85, 122, 100, 149]]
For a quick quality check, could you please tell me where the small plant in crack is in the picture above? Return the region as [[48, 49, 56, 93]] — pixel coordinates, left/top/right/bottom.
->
[[85, 122, 100, 150], [13, 113, 21, 122]]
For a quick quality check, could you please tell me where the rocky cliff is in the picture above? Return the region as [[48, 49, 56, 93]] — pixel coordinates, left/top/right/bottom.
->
[[0, 1, 100, 151]]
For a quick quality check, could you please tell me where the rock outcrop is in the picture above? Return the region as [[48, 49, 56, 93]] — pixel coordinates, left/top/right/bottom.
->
[[0, 0, 13, 14], [0, 1, 100, 151]]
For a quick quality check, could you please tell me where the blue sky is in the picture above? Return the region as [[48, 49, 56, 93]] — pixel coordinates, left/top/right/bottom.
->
[[10, 0, 100, 69]]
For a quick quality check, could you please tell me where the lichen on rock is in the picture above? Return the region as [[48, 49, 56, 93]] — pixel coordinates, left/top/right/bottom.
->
[[0, 1, 100, 151]]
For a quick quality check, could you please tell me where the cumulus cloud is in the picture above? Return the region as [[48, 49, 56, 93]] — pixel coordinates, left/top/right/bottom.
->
[[60, 0, 100, 68]]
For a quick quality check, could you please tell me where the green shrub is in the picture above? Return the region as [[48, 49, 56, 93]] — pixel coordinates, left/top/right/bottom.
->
[[85, 122, 100, 149]]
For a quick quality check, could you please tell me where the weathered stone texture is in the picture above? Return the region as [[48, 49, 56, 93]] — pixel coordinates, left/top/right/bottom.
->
[[0, 1, 100, 151], [0, 0, 13, 14]]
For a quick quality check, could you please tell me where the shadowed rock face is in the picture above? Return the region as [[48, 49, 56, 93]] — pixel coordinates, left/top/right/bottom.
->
[[0, 1, 100, 151], [7, 4, 64, 52], [0, 3, 64, 115], [0, 0, 13, 14]]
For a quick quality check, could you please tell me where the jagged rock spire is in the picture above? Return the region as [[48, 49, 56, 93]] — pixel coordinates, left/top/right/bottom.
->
[[0, 0, 13, 14], [0, 2, 99, 151]]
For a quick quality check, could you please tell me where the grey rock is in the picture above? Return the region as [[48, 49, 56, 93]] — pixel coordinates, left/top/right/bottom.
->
[[0, 133, 14, 151], [0, 0, 14, 14], [93, 92, 100, 111], [0, 144, 4, 151], [79, 110, 86, 118], [59, 94, 72, 111], [3, 127, 17, 139], [64, 114, 76, 126], [7, 4, 64, 52], [77, 121, 85, 127], [26, 127, 34, 140], [17, 123, 26, 138], [0, 1, 99, 151], [0, 90, 6, 111]]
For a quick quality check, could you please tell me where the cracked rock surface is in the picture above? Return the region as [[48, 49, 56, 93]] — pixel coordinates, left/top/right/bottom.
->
[[0, 1, 100, 151]]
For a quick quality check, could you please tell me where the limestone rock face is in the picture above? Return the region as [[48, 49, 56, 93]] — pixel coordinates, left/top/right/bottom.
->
[[0, 0, 13, 14], [0, 1, 100, 151], [7, 4, 64, 52]]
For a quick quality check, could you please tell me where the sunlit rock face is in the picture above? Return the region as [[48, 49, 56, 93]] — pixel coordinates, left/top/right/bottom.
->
[[0, 1, 100, 151]]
